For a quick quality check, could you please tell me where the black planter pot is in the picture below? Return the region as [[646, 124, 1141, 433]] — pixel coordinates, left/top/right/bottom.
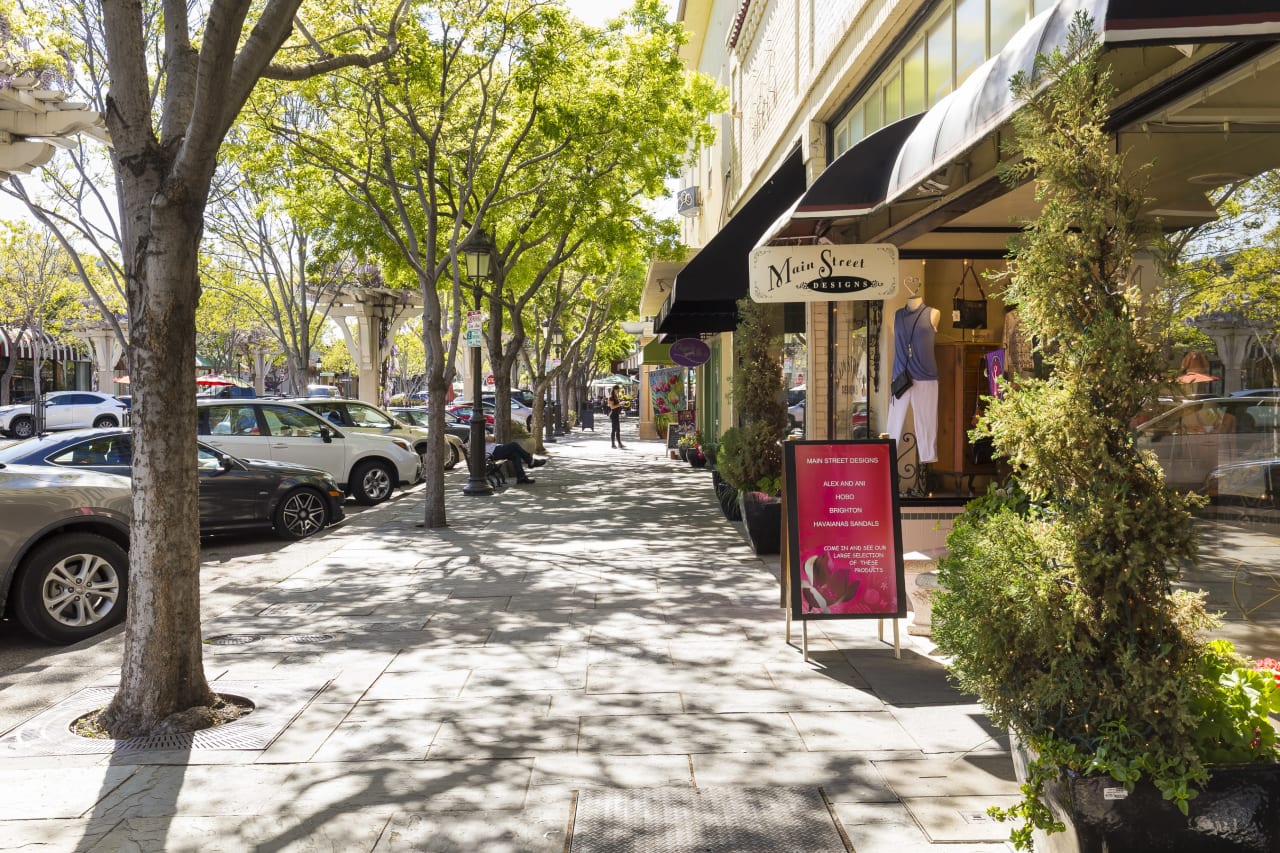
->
[[712, 472, 742, 521], [678, 446, 690, 462], [1013, 738, 1280, 852], [738, 491, 782, 555], [689, 451, 707, 468]]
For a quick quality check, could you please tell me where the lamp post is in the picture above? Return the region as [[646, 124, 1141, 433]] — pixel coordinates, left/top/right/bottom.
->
[[542, 322, 561, 443], [552, 326, 565, 436], [460, 227, 495, 496]]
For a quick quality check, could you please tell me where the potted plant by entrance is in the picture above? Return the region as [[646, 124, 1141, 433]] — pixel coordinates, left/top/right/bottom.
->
[[717, 297, 787, 555], [931, 19, 1280, 852]]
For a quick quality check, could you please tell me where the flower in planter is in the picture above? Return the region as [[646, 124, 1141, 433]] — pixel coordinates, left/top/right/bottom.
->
[[1254, 658, 1280, 688]]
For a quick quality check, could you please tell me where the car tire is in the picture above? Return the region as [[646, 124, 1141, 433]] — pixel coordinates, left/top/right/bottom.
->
[[350, 460, 394, 505], [443, 442, 462, 471], [12, 533, 128, 644], [414, 444, 431, 480], [525, 417, 533, 431], [92, 415, 119, 429], [274, 488, 329, 540], [10, 416, 34, 439]]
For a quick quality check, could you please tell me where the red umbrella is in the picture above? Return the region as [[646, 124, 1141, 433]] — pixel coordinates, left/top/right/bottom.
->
[[1176, 371, 1219, 384], [196, 374, 237, 386]]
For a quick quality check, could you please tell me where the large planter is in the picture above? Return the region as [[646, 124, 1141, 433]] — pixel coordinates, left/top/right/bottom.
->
[[689, 450, 707, 468], [738, 490, 782, 555], [1012, 737, 1280, 852], [712, 471, 742, 521]]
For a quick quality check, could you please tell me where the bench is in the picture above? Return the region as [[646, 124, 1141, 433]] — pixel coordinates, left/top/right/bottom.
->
[[485, 454, 514, 489]]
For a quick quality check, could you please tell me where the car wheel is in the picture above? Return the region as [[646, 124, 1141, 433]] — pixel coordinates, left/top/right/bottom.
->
[[350, 460, 394, 505], [10, 416, 34, 439], [12, 533, 128, 644], [416, 449, 431, 479], [274, 488, 328, 540], [92, 415, 119, 429], [444, 441, 463, 471]]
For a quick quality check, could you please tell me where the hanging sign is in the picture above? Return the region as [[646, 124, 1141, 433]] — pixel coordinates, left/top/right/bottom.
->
[[669, 338, 711, 368], [749, 244, 898, 302], [466, 310, 484, 348], [783, 440, 905, 620]]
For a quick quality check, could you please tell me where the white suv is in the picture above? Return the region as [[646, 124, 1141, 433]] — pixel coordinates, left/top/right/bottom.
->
[[196, 399, 420, 504], [282, 397, 466, 473], [0, 391, 129, 439]]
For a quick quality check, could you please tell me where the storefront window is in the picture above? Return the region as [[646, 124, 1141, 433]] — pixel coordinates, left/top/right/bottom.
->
[[832, 302, 871, 440], [955, 0, 986, 85], [883, 71, 902, 124], [927, 12, 953, 107], [903, 40, 926, 115]]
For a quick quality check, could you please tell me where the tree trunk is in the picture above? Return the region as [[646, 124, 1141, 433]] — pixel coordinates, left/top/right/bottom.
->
[[100, 181, 214, 737], [419, 276, 448, 529]]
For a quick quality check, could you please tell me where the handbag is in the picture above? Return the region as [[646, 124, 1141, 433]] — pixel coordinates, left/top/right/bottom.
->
[[952, 263, 988, 329], [892, 369, 912, 399]]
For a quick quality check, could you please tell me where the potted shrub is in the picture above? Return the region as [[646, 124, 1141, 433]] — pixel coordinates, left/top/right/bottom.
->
[[677, 430, 700, 462], [716, 297, 787, 554], [931, 19, 1280, 851]]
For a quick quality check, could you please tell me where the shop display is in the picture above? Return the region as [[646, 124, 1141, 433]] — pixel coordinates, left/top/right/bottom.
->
[[887, 294, 940, 463]]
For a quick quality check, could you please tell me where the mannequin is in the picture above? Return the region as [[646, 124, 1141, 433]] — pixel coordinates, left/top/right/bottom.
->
[[888, 278, 940, 465]]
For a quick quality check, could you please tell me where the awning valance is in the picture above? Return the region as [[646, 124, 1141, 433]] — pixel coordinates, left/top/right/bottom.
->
[[0, 328, 87, 362], [654, 149, 806, 335], [885, 0, 1280, 205]]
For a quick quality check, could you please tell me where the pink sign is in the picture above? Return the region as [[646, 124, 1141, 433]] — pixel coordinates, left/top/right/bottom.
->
[[784, 441, 905, 620]]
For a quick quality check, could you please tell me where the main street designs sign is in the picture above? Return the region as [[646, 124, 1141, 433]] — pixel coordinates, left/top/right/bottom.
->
[[749, 244, 899, 302]]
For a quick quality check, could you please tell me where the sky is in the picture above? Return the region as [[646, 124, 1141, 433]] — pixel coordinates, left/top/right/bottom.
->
[[563, 0, 677, 27]]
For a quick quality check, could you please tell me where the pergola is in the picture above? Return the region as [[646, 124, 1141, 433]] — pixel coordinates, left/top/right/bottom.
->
[[0, 61, 108, 178]]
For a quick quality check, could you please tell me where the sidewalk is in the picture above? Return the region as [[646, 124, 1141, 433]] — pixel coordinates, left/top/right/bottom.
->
[[0, 419, 1028, 852]]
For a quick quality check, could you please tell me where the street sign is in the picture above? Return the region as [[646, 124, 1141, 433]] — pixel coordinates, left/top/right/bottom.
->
[[466, 310, 483, 348]]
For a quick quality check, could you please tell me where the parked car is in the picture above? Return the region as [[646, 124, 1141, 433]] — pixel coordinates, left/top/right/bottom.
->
[[389, 406, 478, 446], [196, 399, 420, 504], [282, 397, 466, 472], [0, 391, 129, 439], [0, 464, 131, 643], [0, 428, 345, 541], [305, 384, 341, 397], [197, 385, 257, 399], [446, 403, 496, 426], [472, 395, 535, 430], [1135, 397, 1280, 491]]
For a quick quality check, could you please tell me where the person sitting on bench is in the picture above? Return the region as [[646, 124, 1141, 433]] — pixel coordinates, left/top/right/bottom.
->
[[488, 441, 546, 484]]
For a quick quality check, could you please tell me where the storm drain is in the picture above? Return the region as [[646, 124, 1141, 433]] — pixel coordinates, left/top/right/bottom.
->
[[207, 634, 261, 645], [206, 633, 336, 645], [569, 788, 847, 853], [0, 678, 327, 757]]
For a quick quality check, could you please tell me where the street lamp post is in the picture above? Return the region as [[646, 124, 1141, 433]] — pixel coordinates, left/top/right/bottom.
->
[[552, 326, 565, 436], [460, 227, 495, 496]]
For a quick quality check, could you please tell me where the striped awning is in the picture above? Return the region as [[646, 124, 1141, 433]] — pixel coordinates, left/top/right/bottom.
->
[[0, 328, 88, 362]]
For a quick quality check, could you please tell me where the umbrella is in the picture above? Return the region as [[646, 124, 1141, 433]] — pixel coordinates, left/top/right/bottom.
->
[[1177, 371, 1219, 384], [115, 375, 130, 385]]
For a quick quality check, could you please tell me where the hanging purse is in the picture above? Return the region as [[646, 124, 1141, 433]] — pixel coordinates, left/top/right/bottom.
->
[[952, 263, 988, 329]]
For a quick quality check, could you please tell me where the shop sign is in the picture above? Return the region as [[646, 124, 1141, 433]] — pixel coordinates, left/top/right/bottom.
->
[[783, 440, 905, 620], [749, 244, 898, 302], [669, 338, 711, 368]]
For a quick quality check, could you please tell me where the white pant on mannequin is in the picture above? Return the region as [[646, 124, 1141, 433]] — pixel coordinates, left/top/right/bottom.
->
[[887, 379, 938, 464]]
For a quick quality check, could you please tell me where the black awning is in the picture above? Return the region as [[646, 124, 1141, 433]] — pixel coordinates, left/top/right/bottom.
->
[[794, 113, 925, 219], [655, 149, 806, 335], [1104, 0, 1280, 44]]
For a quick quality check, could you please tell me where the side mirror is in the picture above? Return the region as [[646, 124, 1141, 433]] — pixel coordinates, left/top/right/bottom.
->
[[220, 454, 234, 472], [319, 426, 334, 444]]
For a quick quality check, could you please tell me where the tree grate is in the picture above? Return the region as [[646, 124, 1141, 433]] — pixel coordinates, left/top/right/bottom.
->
[[569, 787, 847, 853], [286, 634, 335, 644], [207, 634, 261, 645], [0, 679, 327, 757]]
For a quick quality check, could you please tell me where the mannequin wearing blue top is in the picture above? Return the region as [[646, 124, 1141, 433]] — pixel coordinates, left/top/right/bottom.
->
[[887, 291, 940, 463]]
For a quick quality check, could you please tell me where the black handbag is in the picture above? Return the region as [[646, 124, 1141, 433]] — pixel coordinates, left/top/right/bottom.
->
[[892, 369, 912, 399], [952, 263, 988, 329]]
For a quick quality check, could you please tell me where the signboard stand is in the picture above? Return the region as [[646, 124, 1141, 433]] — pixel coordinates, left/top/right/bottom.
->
[[782, 440, 906, 660]]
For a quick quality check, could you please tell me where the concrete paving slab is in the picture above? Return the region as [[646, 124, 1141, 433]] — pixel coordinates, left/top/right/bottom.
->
[[547, 691, 684, 718], [361, 670, 471, 701], [690, 751, 896, 802], [0, 766, 141, 819], [841, 648, 975, 706], [529, 753, 693, 789], [285, 759, 535, 812], [888, 704, 1009, 755], [830, 802, 943, 853], [577, 712, 803, 755], [681, 686, 883, 714], [460, 667, 587, 694], [789, 710, 922, 753], [374, 808, 568, 853], [0, 817, 120, 852], [872, 755, 1020, 798], [88, 812, 392, 852], [386, 644, 566, 672], [585, 664, 775, 694], [256, 701, 355, 764], [426, 716, 581, 758], [903, 795, 1022, 843], [89, 764, 296, 820]]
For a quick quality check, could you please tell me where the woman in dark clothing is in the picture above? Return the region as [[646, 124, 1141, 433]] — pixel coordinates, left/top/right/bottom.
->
[[607, 385, 625, 449]]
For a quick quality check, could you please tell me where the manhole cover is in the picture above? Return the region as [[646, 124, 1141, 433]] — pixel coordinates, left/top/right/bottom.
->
[[570, 788, 846, 853], [207, 634, 261, 645]]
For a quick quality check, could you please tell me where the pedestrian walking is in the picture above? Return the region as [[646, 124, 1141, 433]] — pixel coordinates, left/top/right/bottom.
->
[[607, 385, 625, 449]]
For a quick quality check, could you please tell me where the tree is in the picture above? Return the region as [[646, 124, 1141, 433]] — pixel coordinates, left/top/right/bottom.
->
[[87, 0, 403, 737], [0, 221, 84, 403]]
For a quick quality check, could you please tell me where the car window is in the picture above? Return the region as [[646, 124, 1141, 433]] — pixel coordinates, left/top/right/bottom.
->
[[260, 404, 328, 437], [200, 404, 260, 435], [197, 445, 223, 470], [347, 403, 394, 428], [48, 435, 131, 466], [304, 402, 349, 426]]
